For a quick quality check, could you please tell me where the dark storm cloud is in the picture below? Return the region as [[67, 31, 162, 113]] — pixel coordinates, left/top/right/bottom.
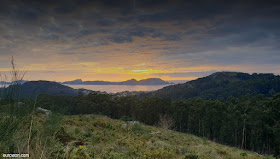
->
[[5, 1, 48, 23], [111, 35, 133, 43], [111, 26, 156, 40], [15, 6, 41, 21], [67, 29, 98, 38], [164, 34, 181, 41], [97, 19, 114, 26], [0, 1, 9, 14], [39, 34, 60, 40], [54, 3, 77, 14], [42, 24, 64, 33], [135, 1, 233, 22], [108, 26, 182, 43]]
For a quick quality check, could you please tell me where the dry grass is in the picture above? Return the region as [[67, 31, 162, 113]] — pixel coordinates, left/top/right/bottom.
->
[[22, 114, 271, 159]]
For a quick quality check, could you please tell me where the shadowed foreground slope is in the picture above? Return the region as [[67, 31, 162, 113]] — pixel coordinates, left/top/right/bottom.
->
[[29, 114, 267, 159]]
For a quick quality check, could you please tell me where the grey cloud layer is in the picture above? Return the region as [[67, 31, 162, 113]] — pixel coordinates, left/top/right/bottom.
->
[[0, 0, 279, 69]]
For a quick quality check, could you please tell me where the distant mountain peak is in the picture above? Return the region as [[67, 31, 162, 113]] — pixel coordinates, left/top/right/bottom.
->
[[126, 79, 137, 82], [74, 79, 83, 82], [140, 78, 162, 80], [68, 79, 82, 82]]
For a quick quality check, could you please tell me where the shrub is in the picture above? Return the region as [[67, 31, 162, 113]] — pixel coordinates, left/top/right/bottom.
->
[[75, 127, 81, 134], [83, 131, 92, 138], [240, 152, 248, 156], [43, 113, 62, 136], [158, 114, 174, 130], [144, 147, 175, 159], [184, 153, 199, 159], [120, 116, 135, 121], [106, 124, 113, 130], [131, 124, 146, 134], [216, 149, 227, 156], [55, 127, 74, 144], [93, 120, 107, 128], [202, 137, 209, 145], [101, 151, 126, 159]]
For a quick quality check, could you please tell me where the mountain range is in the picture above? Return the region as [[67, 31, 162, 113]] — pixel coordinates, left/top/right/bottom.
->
[[62, 78, 173, 85], [2, 71, 280, 99]]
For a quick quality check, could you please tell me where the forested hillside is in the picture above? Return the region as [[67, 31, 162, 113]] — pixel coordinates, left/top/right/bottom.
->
[[143, 72, 280, 100]]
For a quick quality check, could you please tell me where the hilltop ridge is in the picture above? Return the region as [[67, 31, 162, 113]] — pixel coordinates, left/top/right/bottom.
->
[[142, 71, 280, 100], [2, 80, 97, 98]]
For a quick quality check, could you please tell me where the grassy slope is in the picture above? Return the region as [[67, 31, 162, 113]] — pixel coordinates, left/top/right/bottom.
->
[[31, 114, 269, 159]]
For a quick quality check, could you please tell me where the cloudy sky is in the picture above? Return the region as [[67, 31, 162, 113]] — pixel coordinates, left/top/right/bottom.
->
[[0, 0, 279, 82]]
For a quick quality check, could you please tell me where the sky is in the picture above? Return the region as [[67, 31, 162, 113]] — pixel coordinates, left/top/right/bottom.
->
[[0, 0, 279, 82]]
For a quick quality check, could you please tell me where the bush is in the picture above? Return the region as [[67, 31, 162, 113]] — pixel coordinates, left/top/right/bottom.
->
[[131, 124, 146, 134], [55, 127, 74, 144], [43, 113, 62, 136], [120, 116, 135, 121], [101, 151, 126, 159], [184, 153, 199, 159], [158, 114, 174, 130], [240, 152, 248, 156]]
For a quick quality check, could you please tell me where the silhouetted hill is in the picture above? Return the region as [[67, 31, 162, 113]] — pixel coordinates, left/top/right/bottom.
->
[[63, 79, 82, 85], [20, 81, 82, 97], [62, 78, 172, 85], [120, 79, 138, 85], [3, 81, 96, 98], [141, 72, 280, 100], [138, 78, 171, 85]]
